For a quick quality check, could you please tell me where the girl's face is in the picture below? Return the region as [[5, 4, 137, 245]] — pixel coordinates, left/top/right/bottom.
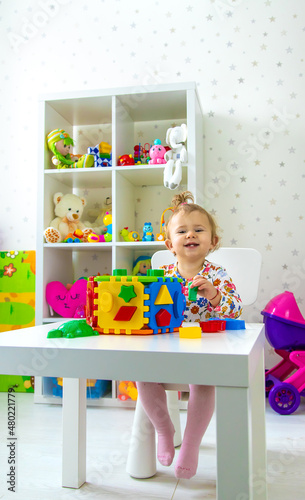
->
[[55, 139, 71, 157], [165, 210, 217, 261]]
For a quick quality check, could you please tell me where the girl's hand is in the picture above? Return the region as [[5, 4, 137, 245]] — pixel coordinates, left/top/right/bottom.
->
[[191, 275, 220, 303]]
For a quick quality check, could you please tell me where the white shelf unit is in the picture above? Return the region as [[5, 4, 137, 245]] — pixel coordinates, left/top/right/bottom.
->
[[35, 82, 204, 405]]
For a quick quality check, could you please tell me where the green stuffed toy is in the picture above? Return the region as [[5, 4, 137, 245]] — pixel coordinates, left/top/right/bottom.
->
[[47, 129, 94, 169]]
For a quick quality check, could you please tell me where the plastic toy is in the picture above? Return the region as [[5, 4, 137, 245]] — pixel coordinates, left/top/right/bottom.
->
[[163, 124, 188, 190], [44, 192, 92, 243], [188, 282, 198, 301], [120, 227, 141, 242], [88, 212, 112, 243], [46, 278, 88, 318], [134, 143, 151, 164], [50, 378, 110, 398], [132, 256, 151, 276], [47, 319, 98, 338], [200, 320, 226, 332], [63, 229, 84, 243], [86, 268, 186, 335], [118, 154, 135, 166], [142, 222, 154, 242], [47, 129, 94, 169], [148, 139, 167, 164], [87, 141, 112, 168], [156, 207, 175, 241], [118, 381, 138, 401], [262, 291, 305, 415], [179, 326, 202, 339]]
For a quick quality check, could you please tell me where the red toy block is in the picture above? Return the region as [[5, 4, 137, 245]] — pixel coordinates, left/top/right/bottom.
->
[[200, 320, 226, 333], [114, 306, 137, 322], [155, 308, 171, 327]]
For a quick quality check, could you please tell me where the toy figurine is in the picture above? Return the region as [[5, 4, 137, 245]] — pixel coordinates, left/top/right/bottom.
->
[[163, 124, 188, 190], [142, 222, 154, 241], [47, 129, 94, 169], [148, 139, 167, 164], [132, 256, 151, 276]]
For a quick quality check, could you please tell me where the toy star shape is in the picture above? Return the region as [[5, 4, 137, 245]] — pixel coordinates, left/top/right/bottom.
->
[[118, 285, 137, 303]]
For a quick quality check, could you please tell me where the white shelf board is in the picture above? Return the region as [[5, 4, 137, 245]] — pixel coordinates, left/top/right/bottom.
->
[[44, 168, 112, 189], [115, 241, 166, 251], [43, 243, 113, 250], [115, 164, 187, 186]]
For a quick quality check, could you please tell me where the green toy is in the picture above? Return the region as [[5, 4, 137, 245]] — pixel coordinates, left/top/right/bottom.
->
[[188, 282, 198, 301], [47, 320, 99, 339]]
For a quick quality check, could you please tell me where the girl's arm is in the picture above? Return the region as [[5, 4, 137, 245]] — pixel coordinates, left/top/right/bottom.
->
[[191, 269, 243, 319]]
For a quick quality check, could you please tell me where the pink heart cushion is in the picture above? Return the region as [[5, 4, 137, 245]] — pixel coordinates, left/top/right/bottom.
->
[[46, 279, 87, 318]]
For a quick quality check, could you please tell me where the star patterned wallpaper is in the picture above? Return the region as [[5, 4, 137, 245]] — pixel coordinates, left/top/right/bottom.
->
[[0, 0, 304, 366]]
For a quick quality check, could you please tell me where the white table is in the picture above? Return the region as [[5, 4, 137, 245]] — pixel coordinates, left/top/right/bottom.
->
[[0, 322, 267, 500]]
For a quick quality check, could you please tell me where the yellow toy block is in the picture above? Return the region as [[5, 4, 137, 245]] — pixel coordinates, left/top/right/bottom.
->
[[179, 326, 202, 339], [154, 285, 173, 305]]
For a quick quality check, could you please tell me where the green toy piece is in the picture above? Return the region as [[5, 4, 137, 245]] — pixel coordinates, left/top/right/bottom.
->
[[47, 320, 99, 339], [188, 282, 198, 301]]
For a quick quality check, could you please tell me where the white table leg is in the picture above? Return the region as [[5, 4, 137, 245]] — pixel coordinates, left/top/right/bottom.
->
[[126, 398, 157, 478], [250, 350, 267, 500], [216, 386, 252, 500], [62, 378, 87, 488]]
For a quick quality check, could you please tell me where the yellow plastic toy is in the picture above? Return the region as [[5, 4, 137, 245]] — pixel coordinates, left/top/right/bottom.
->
[[179, 326, 202, 339], [118, 381, 138, 401]]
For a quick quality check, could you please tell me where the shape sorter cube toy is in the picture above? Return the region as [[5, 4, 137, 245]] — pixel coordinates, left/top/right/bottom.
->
[[86, 269, 186, 335]]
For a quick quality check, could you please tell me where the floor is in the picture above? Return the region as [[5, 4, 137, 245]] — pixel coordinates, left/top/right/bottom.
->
[[0, 393, 304, 500]]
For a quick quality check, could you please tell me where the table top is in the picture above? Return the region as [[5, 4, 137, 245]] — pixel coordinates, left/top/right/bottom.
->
[[0, 322, 264, 387]]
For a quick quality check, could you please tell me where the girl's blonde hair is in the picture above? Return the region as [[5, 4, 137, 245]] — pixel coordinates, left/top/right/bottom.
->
[[165, 191, 220, 251]]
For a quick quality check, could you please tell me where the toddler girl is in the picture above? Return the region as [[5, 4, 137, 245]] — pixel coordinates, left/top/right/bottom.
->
[[137, 191, 242, 479]]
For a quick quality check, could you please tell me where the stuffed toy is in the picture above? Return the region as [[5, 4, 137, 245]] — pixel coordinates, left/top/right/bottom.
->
[[47, 129, 94, 169], [164, 124, 188, 190], [83, 196, 112, 235], [44, 192, 92, 243], [46, 279, 87, 318]]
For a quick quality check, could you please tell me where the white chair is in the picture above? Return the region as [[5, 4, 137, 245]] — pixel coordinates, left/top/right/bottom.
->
[[126, 248, 262, 478]]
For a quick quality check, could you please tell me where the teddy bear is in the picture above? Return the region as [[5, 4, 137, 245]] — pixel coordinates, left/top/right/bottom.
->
[[44, 192, 92, 243]]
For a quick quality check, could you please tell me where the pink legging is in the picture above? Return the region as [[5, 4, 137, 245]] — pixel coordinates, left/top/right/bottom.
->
[[137, 382, 215, 479]]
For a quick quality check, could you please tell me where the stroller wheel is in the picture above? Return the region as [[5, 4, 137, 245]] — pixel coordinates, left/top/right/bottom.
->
[[269, 383, 300, 415]]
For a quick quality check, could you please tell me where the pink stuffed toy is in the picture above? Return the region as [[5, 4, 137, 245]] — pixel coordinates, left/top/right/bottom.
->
[[46, 279, 87, 318]]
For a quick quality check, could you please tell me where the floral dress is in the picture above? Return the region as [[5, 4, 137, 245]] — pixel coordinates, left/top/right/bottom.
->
[[159, 260, 242, 322]]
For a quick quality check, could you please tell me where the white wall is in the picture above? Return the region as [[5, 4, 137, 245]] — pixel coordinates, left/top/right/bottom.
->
[[0, 0, 304, 365]]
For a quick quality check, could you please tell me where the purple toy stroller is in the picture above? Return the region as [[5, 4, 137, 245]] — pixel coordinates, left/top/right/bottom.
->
[[262, 291, 305, 415]]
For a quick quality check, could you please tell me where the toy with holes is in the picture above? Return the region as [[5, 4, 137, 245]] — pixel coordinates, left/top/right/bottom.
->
[[262, 291, 305, 415], [86, 268, 186, 335]]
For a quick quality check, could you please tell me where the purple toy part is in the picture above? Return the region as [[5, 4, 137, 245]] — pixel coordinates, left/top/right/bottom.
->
[[268, 382, 300, 415], [46, 279, 87, 318], [262, 314, 305, 350], [262, 291, 305, 324]]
